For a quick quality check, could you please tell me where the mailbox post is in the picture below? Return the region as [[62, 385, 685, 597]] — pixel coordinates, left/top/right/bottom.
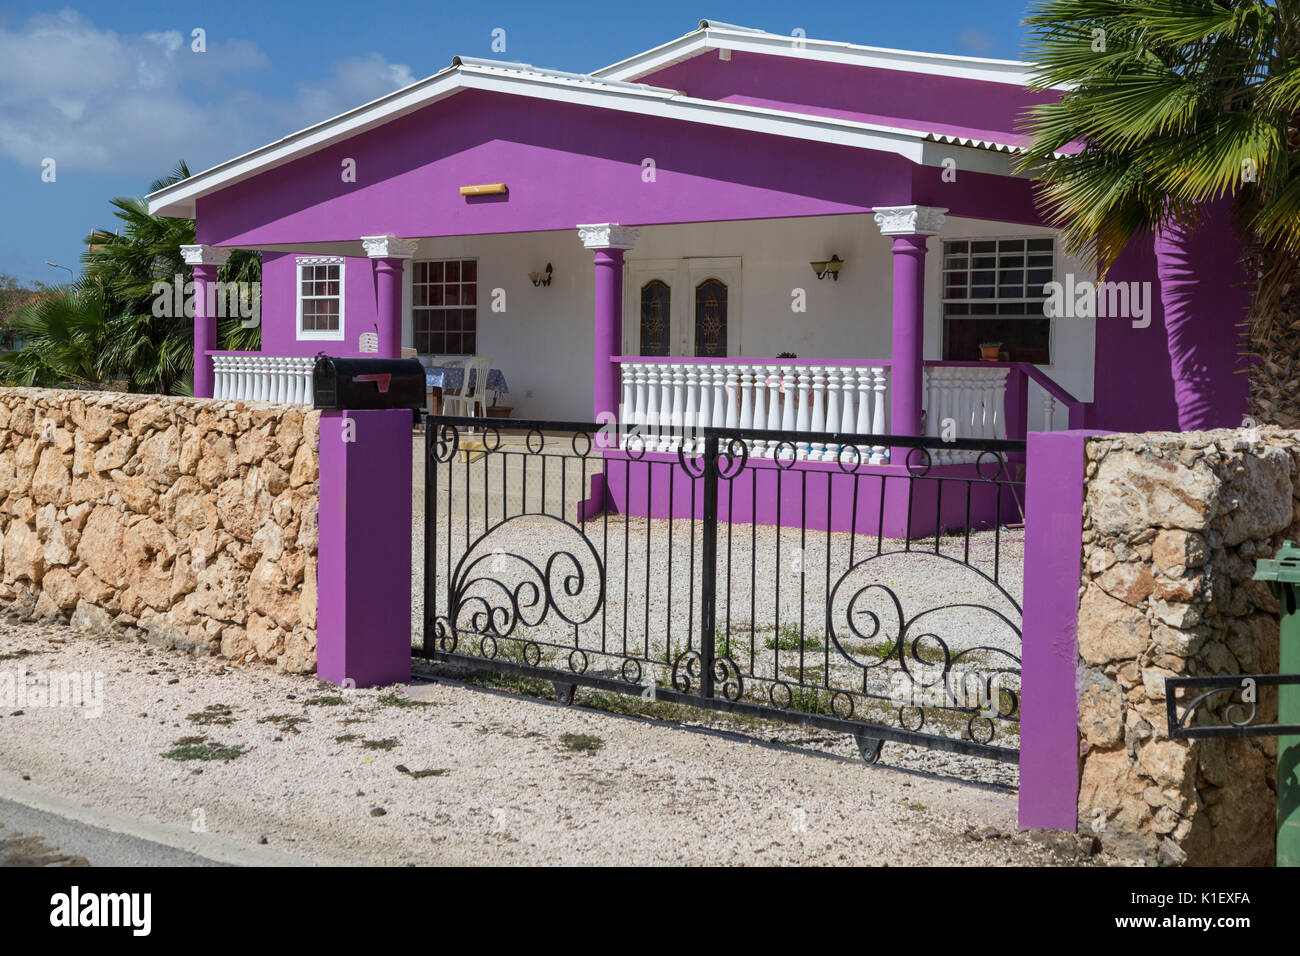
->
[[312, 356, 425, 688]]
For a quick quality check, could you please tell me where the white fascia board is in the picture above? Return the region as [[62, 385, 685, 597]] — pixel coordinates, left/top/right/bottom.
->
[[596, 27, 1072, 91]]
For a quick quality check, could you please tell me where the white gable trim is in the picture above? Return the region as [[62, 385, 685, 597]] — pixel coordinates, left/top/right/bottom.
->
[[595, 21, 1070, 90], [148, 58, 1041, 219]]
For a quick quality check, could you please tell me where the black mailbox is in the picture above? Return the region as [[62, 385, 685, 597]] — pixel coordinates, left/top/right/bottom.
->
[[312, 356, 426, 411]]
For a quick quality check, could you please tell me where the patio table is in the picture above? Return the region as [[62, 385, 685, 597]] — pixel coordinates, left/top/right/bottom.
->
[[424, 365, 509, 394], [425, 364, 509, 416]]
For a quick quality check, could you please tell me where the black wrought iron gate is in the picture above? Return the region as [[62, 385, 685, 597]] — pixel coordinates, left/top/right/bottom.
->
[[418, 415, 1025, 763]]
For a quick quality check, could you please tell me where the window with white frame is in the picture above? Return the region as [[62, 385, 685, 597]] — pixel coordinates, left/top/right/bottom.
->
[[941, 237, 1054, 364], [296, 257, 344, 340], [412, 259, 478, 355]]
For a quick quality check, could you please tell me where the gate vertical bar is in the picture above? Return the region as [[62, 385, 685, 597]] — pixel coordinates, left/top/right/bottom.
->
[[699, 430, 719, 699], [423, 414, 436, 656]]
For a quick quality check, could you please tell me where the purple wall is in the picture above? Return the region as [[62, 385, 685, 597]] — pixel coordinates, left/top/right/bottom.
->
[[197, 89, 914, 247], [640, 51, 1060, 148], [258, 252, 382, 358], [1091, 206, 1250, 432]]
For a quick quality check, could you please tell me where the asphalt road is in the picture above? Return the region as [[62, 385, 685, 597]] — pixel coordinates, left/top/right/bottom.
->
[[0, 798, 227, 867]]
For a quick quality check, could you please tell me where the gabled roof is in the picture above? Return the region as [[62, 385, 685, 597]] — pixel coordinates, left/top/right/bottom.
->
[[595, 19, 1068, 90], [148, 20, 1057, 220]]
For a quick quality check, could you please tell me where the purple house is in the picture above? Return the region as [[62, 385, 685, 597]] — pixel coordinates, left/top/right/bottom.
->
[[148, 19, 1248, 447]]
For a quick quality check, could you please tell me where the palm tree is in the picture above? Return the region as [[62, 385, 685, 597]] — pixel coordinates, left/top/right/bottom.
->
[[1, 161, 261, 395], [0, 289, 109, 388], [83, 160, 262, 395], [1019, 0, 1300, 426]]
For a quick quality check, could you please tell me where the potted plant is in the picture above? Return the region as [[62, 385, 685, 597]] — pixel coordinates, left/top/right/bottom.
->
[[979, 341, 1003, 362]]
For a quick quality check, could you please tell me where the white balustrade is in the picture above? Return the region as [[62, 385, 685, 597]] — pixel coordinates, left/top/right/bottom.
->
[[923, 364, 1010, 464], [211, 354, 315, 405], [617, 359, 892, 464]]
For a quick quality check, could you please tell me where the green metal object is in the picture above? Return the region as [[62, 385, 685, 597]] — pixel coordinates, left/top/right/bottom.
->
[[1253, 540, 1300, 867]]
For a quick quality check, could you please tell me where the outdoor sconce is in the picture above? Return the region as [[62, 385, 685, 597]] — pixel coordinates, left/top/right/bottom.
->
[[529, 263, 553, 287], [810, 255, 844, 281]]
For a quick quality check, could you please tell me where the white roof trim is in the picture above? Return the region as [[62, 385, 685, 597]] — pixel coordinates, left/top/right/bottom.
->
[[148, 58, 1040, 220], [595, 21, 1070, 90]]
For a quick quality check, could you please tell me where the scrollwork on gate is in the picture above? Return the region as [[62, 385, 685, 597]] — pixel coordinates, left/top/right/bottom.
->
[[436, 514, 605, 650]]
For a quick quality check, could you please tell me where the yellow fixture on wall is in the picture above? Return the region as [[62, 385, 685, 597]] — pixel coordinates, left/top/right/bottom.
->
[[459, 183, 508, 196]]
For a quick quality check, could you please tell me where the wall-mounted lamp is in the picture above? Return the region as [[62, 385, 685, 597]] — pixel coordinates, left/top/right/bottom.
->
[[529, 263, 553, 287], [810, 254, 844, 281], [459, 182, 507, 196]]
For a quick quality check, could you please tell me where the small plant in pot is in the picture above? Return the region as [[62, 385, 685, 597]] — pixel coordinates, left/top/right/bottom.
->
[[775, 351, 797, 359], [979, 341, 1003, 362]]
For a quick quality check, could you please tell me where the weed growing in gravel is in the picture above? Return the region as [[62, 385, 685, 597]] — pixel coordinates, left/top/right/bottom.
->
[[397, 765, 449, 778], [559, 733, 604, 753], [0, 648, 35, 661], [162, 736, 248, 762], [186, 704, 234, 726], [376, 693, 434, 709], [361, 738, 399, 751], [259, 713, 309, 734], [304, 695, 347, 707], [765, 624, 824, 652], [335, 733, 359, 743]]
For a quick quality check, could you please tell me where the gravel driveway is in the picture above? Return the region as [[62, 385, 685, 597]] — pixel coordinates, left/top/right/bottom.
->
[[0, 616, 1089, 866]]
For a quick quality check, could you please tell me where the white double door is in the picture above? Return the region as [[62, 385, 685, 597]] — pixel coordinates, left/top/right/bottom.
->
[[622, 257, 742, 358]]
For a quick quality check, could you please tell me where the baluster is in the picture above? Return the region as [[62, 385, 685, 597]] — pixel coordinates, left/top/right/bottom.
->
[[751, 365, 768, 458], [776, 366, 796, 462], [702, 364, 712, 450], [852, 369, 870, 464], [822, 366, 841, 462], [871, 367, 888, 464], [665, 363, 684, 453], [644, 363, 661, 451], [621, 363, 635, 441], [993, 368, 1009, 439], [232, 357, 247, 401], [211, 357, 225, 400], [724, 365, 740, 431], [710, 364, 726, 429], [683, 365, 699, 453], [632, 363, 647, 447], [766, 365, 782, 459], [809, 366, 826, 460], [656, 363, 673, 451], [1043, 391, 1058, 431], [303, 357, 314, 406], [794, 366, 811, 460]]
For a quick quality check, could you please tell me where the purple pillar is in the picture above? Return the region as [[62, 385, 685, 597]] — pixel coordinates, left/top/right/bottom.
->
[[316, 408, 412, 687], [192, 262, 219, 398], [889, 234, 928, 438], [1019, 429, 1109, 830], [578, 224, 638, 424], [182, 244, 231, 399], [374, 258, 404, 359], [592, 248, 625, 422]]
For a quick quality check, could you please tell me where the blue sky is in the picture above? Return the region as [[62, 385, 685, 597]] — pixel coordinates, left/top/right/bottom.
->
[[0, 0, 1038, 286]]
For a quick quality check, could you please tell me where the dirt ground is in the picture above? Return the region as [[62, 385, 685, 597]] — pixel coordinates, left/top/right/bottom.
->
[[0, 615, 1097, 866]]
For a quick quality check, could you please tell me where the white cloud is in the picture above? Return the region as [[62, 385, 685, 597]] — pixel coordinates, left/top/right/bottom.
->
[[0, 9, 417, 178]]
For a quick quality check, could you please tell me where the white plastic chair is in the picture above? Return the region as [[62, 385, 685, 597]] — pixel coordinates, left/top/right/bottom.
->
[[441, 356, 493, 419]]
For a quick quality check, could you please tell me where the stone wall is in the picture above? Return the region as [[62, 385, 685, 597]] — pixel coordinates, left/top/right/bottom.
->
[[0, 387, 319, 672], [1078, 428, 1291, 865]]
